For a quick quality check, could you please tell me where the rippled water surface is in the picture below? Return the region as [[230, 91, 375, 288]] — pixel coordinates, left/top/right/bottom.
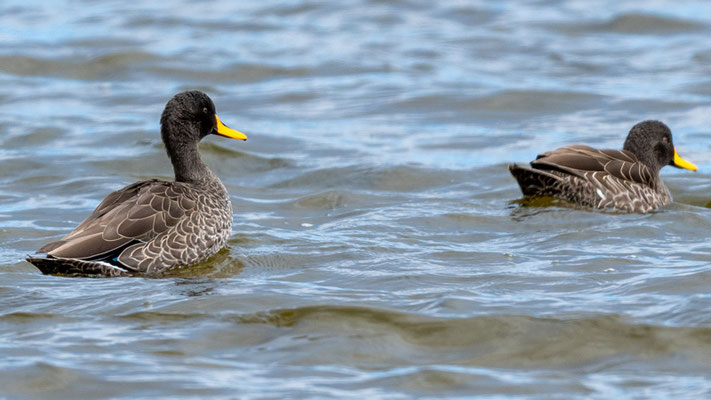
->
[[3, 1, 711, 398]]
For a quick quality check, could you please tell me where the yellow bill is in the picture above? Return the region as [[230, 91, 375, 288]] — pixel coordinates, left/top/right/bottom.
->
[[214, 114, 247, 140], [673, 148, 697, 171]]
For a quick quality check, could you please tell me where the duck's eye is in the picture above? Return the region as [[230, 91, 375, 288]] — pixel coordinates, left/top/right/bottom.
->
[[202, 107, 209, 114], [662, 136, 669, 143]]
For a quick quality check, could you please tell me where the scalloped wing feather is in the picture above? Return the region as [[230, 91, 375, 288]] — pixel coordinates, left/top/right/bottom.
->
[[40, 180, 195, 261], [531, 146, 654, 187]]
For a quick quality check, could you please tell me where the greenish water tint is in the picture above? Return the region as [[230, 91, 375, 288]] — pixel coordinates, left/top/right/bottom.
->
[[2, 0, 711, 398]]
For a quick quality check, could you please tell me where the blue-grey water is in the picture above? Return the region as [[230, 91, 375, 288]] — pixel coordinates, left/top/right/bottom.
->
[[2, 1, 711, 398]]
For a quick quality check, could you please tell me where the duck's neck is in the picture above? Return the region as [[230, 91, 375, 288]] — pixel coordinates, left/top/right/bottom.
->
[[168, 140, 216, 184]]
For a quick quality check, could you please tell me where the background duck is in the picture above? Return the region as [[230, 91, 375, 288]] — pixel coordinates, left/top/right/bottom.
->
[[509, 120, 697, 213], [26, 91, 247, 277]]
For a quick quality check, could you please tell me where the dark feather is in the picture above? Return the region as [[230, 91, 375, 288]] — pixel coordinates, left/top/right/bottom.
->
[[26, 256, 133, 277]]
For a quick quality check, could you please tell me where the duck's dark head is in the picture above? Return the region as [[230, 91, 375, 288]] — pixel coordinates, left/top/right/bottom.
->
[[160, 90, 247, 147], [159, 91, 247, 183], [623, 120, 696, 173]]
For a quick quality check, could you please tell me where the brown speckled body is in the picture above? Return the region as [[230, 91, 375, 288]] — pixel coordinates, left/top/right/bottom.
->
[[508, 121, 695, 214], [28, 179, 234, 276], [114, 178, 233, 274], [509, 146, 670, 213]]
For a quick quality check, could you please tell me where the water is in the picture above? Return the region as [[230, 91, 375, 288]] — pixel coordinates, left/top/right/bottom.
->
[[2, 0, 711, 398]]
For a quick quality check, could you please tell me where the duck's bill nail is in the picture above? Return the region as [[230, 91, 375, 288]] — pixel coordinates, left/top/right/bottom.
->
[[214, 115, 247, 140], [673, 148, 697, 171]]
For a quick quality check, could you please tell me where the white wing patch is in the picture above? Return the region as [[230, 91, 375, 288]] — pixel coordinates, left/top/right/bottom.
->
[[596, 188, 606, 200]]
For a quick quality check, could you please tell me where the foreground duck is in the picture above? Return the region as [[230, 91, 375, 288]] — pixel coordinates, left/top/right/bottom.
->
[[27, 91, 247, 277], [509, 120, 697, 213]]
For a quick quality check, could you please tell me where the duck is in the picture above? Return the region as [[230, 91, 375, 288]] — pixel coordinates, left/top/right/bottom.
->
[[508, 120, 697, 213], [26, 91, 247, 277]]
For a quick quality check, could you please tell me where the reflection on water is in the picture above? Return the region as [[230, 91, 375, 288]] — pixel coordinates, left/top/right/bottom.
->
[[2, 0, 711, 398]]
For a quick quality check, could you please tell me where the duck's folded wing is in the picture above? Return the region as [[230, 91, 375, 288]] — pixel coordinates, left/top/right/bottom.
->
[[531, 145, 655, 187], [38, 180, 196, 260]]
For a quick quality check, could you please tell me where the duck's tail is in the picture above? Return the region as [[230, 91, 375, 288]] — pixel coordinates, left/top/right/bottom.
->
[[26, 256, 133, 277], [508, 163, 564, 197]]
